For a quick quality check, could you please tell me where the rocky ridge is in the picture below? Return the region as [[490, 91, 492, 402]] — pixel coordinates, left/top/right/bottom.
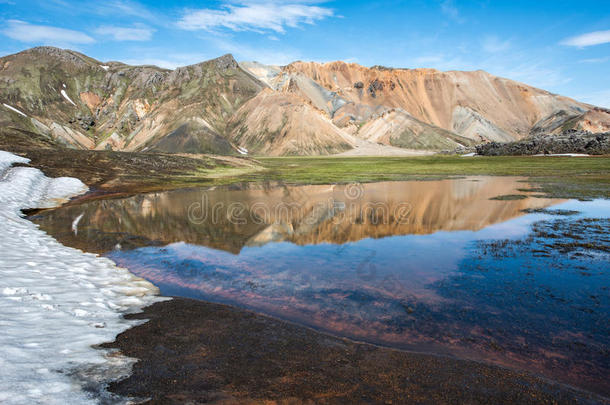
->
[[1, 47, 609, 156]]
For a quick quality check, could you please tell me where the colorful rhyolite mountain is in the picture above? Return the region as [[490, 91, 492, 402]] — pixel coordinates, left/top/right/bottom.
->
[[1, 47, 608, 156]]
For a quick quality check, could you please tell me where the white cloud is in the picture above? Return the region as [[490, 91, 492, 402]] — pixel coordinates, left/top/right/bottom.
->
[[440, 0, 464, 23], [1, 20, 94, 44], [482, 36, 511, 53], [561, 30, 610, 47], [412, 55, 444, 65], [95, 25, 155, 41], [210, 37, 302, 65], [575, 89, 610, 108], [579, 56, 609, 64], [409, 54, 474, 71], [407, 49, 568, 90], [93, 0, 155, 19], [177, 1, 333, 34], [492, 62, 570, 89]]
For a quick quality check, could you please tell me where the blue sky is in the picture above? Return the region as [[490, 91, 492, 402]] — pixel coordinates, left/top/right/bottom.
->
[[1, 0, 609, 107]]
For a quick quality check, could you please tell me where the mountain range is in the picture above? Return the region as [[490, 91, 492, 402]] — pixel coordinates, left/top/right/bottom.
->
[[1, 46, 609, 156]]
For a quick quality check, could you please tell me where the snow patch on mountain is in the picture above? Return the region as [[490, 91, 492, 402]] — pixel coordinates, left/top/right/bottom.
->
[[2, 103, 27, 117], [60, 87, 77, 106]]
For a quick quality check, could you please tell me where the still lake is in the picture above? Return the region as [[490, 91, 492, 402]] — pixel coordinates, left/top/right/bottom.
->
[[32, 176, 610, 395]]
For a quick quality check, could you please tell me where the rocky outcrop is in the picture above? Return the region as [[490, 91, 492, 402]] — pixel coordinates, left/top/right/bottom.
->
[[475, 131, 610, 156], [531, 108, 610, 135]]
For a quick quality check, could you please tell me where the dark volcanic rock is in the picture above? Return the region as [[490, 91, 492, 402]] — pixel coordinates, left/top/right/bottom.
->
[[476, 131, 610, 156], [367, 79, 384, 98], [70, 114, 95, 131]]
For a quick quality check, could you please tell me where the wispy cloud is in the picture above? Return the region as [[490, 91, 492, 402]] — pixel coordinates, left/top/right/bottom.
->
[[91, 0, 157, 21], [495, 62, 570, 88], [482, 36, 511, 53], [95, 25, 155, 41], [575, 89, 610, 108], [408, 53, 474, 71], [407, 47, 568, 90], [209, 37, 303, 65], [412, 55, 445, 65], [579, 56, 610, 64], [1, 20, 94, 44], [177, 1, 333, 34], [561, 30, 610, 47], [440, 0, 464, 23]]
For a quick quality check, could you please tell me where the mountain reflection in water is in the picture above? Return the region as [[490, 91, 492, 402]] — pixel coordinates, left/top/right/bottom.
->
[[34, 176, 555, 253]]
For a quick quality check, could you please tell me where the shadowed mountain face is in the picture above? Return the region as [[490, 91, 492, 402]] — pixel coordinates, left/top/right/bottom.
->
[[0, 47, 265, 153], [1, 47, 608, 155]]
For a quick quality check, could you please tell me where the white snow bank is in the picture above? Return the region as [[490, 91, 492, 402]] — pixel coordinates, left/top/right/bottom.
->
[[237, 146, 248, 155], [100, 65, 110, 71], [2, 103, 27, 117], [0, 151, 162, 404], [460, 152, 476, 157], [60, 88, 77, 106]]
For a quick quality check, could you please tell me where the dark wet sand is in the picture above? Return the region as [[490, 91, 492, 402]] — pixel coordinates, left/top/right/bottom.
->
[[103, 298, 606, 404]]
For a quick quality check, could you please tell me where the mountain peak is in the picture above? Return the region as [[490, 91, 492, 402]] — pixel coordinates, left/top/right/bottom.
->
[[4, 46, 100, 69], [176, 54, 238, 72], [28, 46, 94, 61], [211, 54, 238, 70]]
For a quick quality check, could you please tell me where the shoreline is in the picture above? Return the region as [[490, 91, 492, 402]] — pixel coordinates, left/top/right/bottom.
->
[[103, 297, 607, 404], [0, 151, 162, 404]]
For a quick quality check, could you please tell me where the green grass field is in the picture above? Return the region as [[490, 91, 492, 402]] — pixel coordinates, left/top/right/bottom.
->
[[246, 156, 610, 199], [256, 155, 608, 181], [8, 140, 609, 200]]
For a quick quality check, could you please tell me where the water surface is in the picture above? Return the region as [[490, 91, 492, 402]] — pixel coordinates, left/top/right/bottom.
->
[[33, 177, 610, 395]]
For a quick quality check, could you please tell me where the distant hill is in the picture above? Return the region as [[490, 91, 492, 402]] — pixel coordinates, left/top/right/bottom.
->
[[1, 47, 608, 156], [0, 47, 264, 154]]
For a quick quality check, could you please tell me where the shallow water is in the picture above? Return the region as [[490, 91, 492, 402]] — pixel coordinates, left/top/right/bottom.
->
[[32, 177, 610, 395]]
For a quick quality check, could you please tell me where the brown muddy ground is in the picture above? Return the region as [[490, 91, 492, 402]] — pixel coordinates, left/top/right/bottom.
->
[[0, 127, 261, 196], [102, 298, 606, 405]]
